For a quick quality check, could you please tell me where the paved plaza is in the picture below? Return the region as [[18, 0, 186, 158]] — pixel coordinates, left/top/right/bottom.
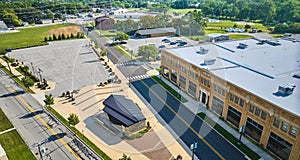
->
[[9, 39, 109, 96]]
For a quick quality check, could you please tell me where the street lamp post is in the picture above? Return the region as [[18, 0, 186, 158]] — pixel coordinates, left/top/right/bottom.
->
[[238, 125, 246, 144], [190, 142, 198, 160]]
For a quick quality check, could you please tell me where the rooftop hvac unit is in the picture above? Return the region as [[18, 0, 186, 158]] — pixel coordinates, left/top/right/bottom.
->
[[204, 58, 216, 65], [237, 43, 248, 49], [197, 47, 209, 54], [278, 83, 296, 95]]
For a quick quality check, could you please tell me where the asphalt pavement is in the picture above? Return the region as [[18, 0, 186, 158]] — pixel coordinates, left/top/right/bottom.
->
[[131, 78, 247, 160], [0, 71, 101, 160]]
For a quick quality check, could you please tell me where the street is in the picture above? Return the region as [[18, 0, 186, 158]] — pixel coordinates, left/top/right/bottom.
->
[[131, 78, 247, 160], [0, 70, 100, 160]]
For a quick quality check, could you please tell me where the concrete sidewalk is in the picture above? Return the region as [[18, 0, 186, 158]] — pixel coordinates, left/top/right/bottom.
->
[[159, 76, 273, 160]]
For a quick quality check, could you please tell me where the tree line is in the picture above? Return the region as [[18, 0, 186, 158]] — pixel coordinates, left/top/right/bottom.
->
[[112, 10, 206, 36]]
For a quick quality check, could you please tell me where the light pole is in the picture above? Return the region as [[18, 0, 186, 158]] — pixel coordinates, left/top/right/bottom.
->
[[238, 125, 246, 144], [190, 142, 198, 160]]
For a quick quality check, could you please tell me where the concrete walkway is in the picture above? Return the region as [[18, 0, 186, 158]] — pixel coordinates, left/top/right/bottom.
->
[[0, 128, 15, 135], [159, 76, 273, 160]]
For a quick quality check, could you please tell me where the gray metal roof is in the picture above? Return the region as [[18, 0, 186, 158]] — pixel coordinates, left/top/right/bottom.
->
[[136, 27, 176, 36], [103, 94, 145, 126], [0, 21, 8, 31]]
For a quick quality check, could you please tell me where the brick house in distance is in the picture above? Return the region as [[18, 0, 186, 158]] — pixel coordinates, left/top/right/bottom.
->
[[95, 16, 115, 30]]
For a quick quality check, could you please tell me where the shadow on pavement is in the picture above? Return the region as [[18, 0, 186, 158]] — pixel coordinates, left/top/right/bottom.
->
[[47, 133, 67, 142], [0, 90, 25, 98], [19, 109, 44, 119]]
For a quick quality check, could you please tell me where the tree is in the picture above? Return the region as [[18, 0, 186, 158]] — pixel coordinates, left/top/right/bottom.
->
[[100, 45, 107, 56], [61, 33, 66, 39], [2, 10, 22, 26], [44, 94, 54, 107], [53, 34, 57, 40], [67, 113, 80, 126], [119, 154, 131, 160], [22, 77, 34, 88], [138, 45, 158, 61], [114, 32, 129, 42], [244, 24, 251, 30], [139, 15, 156, 29]]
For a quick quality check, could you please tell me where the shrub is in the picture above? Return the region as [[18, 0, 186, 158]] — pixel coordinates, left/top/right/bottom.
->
[[44, 37, 48, 42], [70, 33, 74, 38], [76, 32, 80, 38], [53, 34, 57, 40], [22, 77, 34, 88], [67, 35, 70, 39], [48, 36, 52, 41], [8, 58, 15, 63], [58, 34, 61, 40], [80, 33, 84, 38], [62, 33, 66, 39]]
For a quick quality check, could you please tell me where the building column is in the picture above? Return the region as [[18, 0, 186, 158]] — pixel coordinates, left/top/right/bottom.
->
[[289, 136, 300, 160], [259, 117, 272, 147]]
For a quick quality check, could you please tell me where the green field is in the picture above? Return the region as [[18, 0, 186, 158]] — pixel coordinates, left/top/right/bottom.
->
[[207, 20, 268, 32], [169, 8, 196, 15], [0, 130, 36, 160], [0, 24, 71, 50], [0, 108, 14, 132], [229, 34, 253, 40]]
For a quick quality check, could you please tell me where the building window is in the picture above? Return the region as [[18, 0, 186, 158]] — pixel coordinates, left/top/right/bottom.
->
[[249, 104, 255, 113], [281, 122, 289, 132], [255, 108, 261, 116], [221, 89, 226, 97], [261, 111, 267, 120], [273, 117, 280, 127], [289, 127, 298, 137], [239, 99, 244, 107], [230, 93, 234, 101], [234, 96, 239, 104]]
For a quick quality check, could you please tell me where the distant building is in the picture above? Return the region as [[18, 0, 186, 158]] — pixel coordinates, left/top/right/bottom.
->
[[95, 16, 115, 30], [206, 33, 229, 42], [0, 21, 9, 33], [161, 38, 300, 160], [135, 27, 176, 38], [114, 12, 157, 20], [103, 95, 146, 133]]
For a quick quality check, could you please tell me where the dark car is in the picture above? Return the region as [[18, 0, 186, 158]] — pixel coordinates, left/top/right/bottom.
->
[[170, 41, 177, 45], [162, 39, 171, 43]]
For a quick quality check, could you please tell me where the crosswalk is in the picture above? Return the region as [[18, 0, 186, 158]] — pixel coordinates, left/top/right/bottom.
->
[[127, 74, 150, 81], [115, 61, 149, 66]]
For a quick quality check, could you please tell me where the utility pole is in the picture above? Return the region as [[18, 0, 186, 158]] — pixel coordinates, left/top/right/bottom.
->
[[190, 142, 198, 160]]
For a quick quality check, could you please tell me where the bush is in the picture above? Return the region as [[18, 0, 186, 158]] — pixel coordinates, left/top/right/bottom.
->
[[76, 32, 80, 38], [22, 77, 34, 88], [44, 37, 48, 42], [62, 33, 66, 39], [67, 35, 70, 39], [8, 58, 15, 63], [53, 34, 57, 40], [58, 34, 61, 40], [70, 33, 74, 38], [48, 36, 52, 41]]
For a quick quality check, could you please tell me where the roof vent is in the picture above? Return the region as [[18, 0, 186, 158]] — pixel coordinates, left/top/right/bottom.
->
[[204, 58, 216, 65], [237, 43, 248, 49], [278, 83, 296, 95], [293, 73, 300, 79], [197, 47, 209, 54], [266, 40, 281, 46]]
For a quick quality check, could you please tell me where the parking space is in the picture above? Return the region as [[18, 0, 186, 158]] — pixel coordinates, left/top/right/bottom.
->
[[10, 39, 109, 96], [124, 36, 199, 55]]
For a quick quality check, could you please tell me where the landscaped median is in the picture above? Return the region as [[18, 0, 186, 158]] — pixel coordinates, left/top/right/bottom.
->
[[197, 112, 261, 160], [0, 108, 36, 160], [46, 106, 112, 160]]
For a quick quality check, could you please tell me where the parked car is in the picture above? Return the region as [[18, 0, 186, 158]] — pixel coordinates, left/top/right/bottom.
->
[[170, 41, 177, 45], [162, 38, 170, 42], [158, 45, 166, 48], [176, 39, 182, 43], [178, 43, 185, 47]]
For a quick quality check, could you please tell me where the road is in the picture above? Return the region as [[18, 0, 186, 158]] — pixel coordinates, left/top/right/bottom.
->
[[81, 25, 150, 80], [0, 70, 99, 160], [131, 78, 247, 160]]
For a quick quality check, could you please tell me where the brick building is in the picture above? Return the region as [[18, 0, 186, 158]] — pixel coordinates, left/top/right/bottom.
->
[[160, 38, 300, 160]]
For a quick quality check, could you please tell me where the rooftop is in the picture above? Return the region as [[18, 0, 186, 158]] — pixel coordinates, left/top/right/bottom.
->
[[165, 38, 300, 116], [136, 27, 176, 36]]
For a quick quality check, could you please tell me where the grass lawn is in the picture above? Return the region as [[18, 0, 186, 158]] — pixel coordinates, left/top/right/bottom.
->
[[197, 112, 261, 160], [151, 76, 188, 103], [0, 130, 36, 160], [169, 8, 196, 15], [0, 24, 73, 50], [0, 108, 14, 132], [207, 20, 268, 31], [95, 30, 117, 41], [229, 34, 253, 40]]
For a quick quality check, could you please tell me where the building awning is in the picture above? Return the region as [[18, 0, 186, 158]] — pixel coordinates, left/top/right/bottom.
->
[[103, 95, 145, 127]]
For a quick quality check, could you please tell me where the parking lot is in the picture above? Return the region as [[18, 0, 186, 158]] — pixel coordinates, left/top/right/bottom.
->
[[124, 36, 199, 55], [9, 39, 109, 96]]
